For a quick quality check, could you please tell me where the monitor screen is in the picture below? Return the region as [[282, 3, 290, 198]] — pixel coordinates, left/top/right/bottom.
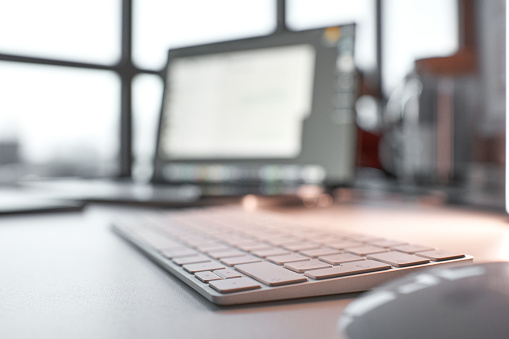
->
[[153, 26, 357, 187], [160, 44, 315, 159]]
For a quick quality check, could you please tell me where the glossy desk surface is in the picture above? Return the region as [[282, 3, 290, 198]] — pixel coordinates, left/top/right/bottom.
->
[[1, 202, 508, 339]]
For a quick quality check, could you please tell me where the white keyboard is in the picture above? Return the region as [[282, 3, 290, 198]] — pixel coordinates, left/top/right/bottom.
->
[[111, 206, 473, 305]]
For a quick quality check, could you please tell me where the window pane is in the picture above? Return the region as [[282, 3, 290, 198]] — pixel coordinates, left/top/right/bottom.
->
[[383, 0, 459, 94], [0, 0, 121, 64], [133, 0, 276, 70], [287, 0, 376, 73], [132, 74, 164, 181], [0, 62, 120, 178]]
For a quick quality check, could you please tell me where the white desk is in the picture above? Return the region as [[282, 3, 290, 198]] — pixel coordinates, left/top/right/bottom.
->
[[1, 202, 508, 339]]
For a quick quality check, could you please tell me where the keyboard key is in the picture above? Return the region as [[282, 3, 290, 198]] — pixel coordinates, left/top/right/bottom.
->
[[370, 240, 407, 248], [319, 253, 364, 265], [194, 243, 231, 252], [305, 235, 343, 244], [185, 238, 219, 247], [284, 260, 332, 273], [235, 262, 308, 286], [282, 242, 320, 251], [183, 262, 226, 273], [206, 249, 245, 259], [236, 242, 272, 252], [300, 247, 341, 258], [214, 268, 243, 279], [266, 253, 310, 265], [368, 251, 430, 267], [160, 248, 198, 258], [172, 255, 211, 266], [416, 250, 465, 261], [220, 255, 262, 267], [251, 247, 290, 258], [305, 260, 391, 280], [209, 277, 261, 293], [195, 271, 222, 283], [393, 244, 434, 254], [347, 246, 388, 256]]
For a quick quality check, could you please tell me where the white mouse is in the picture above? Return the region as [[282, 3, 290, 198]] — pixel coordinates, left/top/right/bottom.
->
[[339, 262, 509, 339]]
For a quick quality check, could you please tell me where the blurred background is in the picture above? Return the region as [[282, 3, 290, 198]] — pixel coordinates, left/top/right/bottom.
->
[[0, 0, 505, 208]]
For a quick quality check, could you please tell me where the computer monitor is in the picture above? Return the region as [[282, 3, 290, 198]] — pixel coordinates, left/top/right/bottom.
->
[[153, 25, 357, 189]]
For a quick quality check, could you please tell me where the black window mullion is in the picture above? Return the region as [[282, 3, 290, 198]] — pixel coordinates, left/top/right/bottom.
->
[[117, 0, 162, 178], [118, 0, 134, 178]]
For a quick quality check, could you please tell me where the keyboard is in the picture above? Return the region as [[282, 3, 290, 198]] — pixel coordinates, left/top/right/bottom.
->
[[111, 206, 473, 305]]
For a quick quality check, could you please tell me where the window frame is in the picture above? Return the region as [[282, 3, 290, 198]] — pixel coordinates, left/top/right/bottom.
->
[[0, 0, 385, 178]]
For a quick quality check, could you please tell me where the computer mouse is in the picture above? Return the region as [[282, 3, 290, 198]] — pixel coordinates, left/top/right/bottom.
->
[[339, 262, 509, 339]]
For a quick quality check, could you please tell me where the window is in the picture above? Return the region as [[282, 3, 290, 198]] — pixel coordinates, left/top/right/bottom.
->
[[286, 0, 376, 74], [382, 0, 459, 94], [133, 0, 276, 70], [132, 74, 163, 181], [0, 0, 121, 64], [0, 63, 119, 176]]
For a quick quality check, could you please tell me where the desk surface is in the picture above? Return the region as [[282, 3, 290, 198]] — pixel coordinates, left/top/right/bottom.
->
[[1, 202, 508, 339]]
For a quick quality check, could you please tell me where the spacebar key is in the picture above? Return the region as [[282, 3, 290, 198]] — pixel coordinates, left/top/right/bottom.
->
[[235, 262, 307, 286]]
